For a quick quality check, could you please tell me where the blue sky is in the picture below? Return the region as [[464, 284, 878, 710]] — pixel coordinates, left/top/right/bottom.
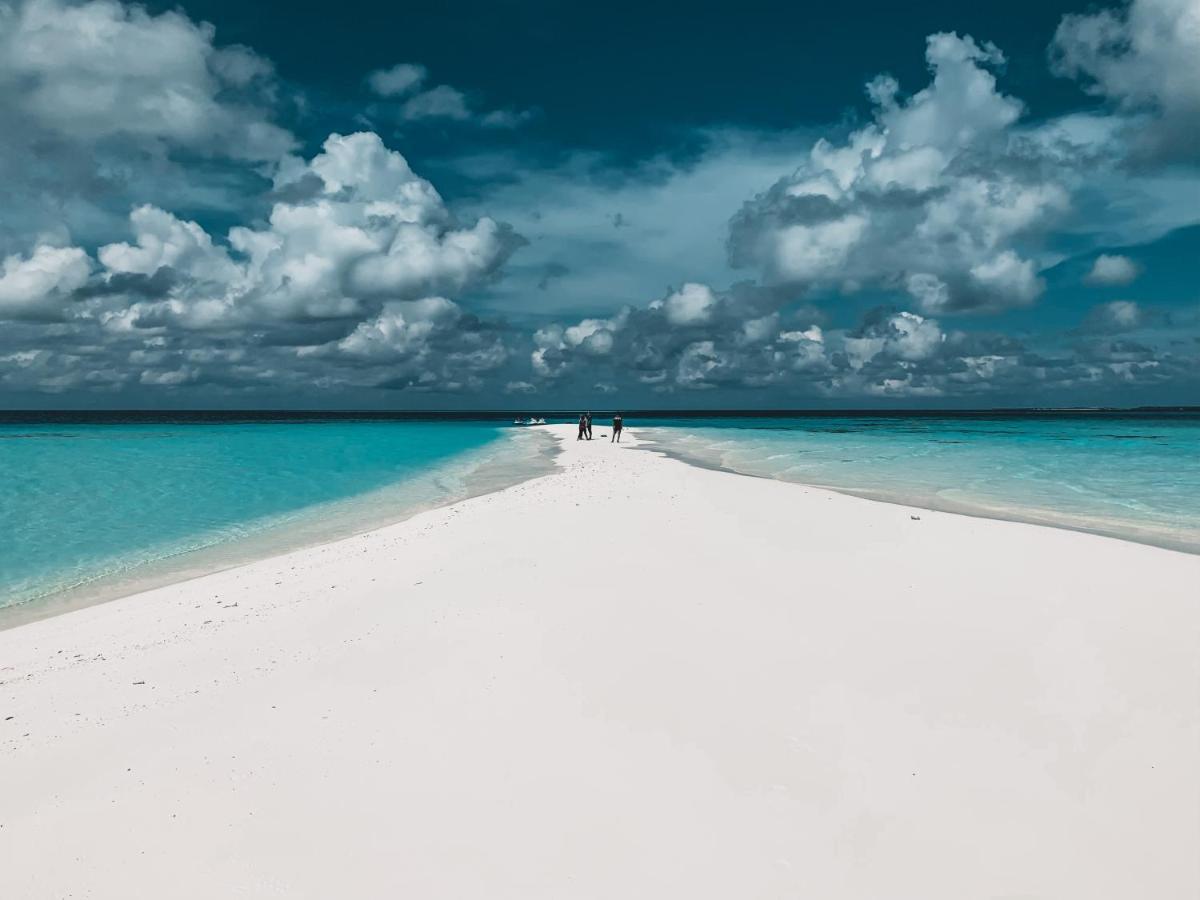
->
[[0, 0, 1197, 408]]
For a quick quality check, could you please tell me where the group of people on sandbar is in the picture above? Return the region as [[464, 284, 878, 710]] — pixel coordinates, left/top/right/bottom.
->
[[577, 411, 624, 443]]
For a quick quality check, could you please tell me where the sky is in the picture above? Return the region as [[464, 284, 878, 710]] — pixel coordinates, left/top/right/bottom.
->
[[0, 0, 1197, 409]]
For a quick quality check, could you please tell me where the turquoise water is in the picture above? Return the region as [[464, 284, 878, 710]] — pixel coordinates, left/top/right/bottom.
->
[[0, 419, 554, 615], [4, 411, 1198, 621], [636, 413, 1200, 553]]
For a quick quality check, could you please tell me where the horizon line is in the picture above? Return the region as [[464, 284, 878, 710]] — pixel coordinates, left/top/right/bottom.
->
[[3, 406, 1198, 417]]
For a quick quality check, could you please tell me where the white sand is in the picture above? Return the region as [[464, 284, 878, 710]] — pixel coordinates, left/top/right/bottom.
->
[[2, 424, 1198, 899]]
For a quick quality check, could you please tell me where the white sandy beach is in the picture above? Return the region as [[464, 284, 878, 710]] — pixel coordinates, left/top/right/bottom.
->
[[2, 423, 1198, 899]]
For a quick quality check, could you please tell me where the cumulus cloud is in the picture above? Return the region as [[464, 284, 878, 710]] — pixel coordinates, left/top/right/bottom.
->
[[676, 341, 729, 388], [1081, 299, 1154, 333], [0, 244, 91, 320], [364, 60, 533, 128], [91, 132, 522, 328], [4, 2, 1198, 405], [741, 313, 781, 344], [99, 205, 241, 285], [1084, 253, 1141, 285], [729, 32, 1073, 314], [0, 0, 293, 160], [0, 0, 297, 254], [469, 18, 1196, 333], [291, 296, 509, 390], [966, 251, 1043, 309], [331, 298, 460, 357], [402, 85, 471, 122], [0, 125, 526, 398], [1051, 0, 1200, 164], [658, 283, 717, 326], [527, 281, 825, 391], [480, 108, 536, 129], [530, 309, 629, 376], [366, 63, 427, 98], [517, 267, 1200, 401], [845, 310, 945, 366]]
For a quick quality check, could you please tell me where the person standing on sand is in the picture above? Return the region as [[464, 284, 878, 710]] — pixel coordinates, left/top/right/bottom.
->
[[611, 412, 624, 442], [577, 413, 588, 441], [585, 411, 593, 440]]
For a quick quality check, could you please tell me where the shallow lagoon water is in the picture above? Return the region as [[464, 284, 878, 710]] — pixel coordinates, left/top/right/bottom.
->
[[0, 418, 555, 617], [636, 412, 1200, 554], [5, 410, 1198, 621]]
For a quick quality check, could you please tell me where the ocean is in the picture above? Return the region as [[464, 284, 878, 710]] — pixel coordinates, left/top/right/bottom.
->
[[0, 413, 556, 619], [3, 410, 1198, 621], [635, 410, 1200, 554]]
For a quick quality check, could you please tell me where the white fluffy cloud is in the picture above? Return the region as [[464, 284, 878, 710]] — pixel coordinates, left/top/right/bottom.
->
[[676, 341, 728, 388], [518, 271, 1194, 401], [401, 85, 472, 122], [0, 0, 293, 160], [843, 310, 944, 369], [525, 280, 965, 395], [0, 120, 527, 396], [658, 283, 717, 326], [1052, 0, 1200, 163], [93, 132, 521, 327], [100, 205, 241, 285], [334, 298, 460, 359], [366, 63, 427, 98], [1084, 254, 1141, 285], [1083, 299, 1148, 332], [768, 215, 867, 283], [530, 310, 628, 375], [0, 0, 298, 254], [3, 2, 1198, 403], [292, 296, 509, 389], [966, 251, 1043, 310], [729, 32, 1072, 313], [364, 59, 532, 128], [0, 244, 91, 320]]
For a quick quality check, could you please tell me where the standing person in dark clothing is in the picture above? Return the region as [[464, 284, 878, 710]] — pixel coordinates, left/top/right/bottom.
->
[[611, 412, 624, 442], [585, 411, 593, 440], [577, 413, 588, 440]]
